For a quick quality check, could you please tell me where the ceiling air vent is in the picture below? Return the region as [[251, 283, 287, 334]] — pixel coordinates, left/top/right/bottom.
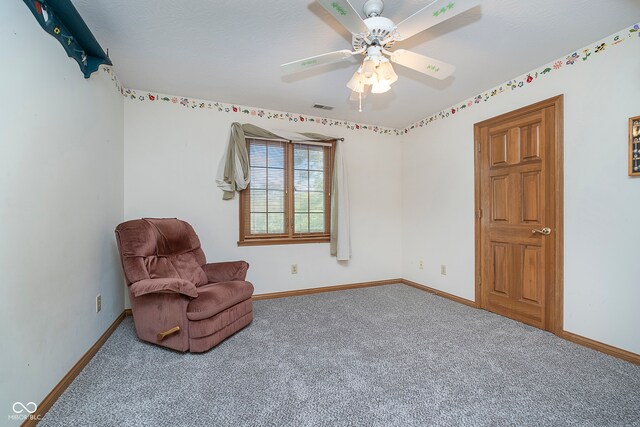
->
[[312, 104, 334, 111]]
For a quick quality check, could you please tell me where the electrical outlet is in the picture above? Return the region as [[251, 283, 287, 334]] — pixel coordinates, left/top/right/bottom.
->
[[418, 260, 424, 270], [291, 264, 298, 274], [440, 265, 447, 275], [96, 295, 102, 313]]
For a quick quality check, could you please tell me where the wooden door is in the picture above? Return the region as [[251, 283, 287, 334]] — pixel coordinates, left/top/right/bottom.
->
[[475, 96, 563, 333]]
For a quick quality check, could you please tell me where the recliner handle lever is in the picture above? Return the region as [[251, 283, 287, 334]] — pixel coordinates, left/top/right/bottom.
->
[[157, 326, 181, 341]]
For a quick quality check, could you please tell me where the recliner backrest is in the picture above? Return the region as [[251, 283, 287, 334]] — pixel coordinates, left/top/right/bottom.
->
[[115, 218, 208, 286]]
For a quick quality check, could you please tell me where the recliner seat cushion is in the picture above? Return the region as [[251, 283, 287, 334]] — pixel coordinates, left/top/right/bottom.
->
[[130, 277, 198, 298], [187, 281, 254, 321]]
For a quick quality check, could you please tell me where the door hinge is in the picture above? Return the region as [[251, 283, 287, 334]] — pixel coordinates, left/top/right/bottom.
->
[[476, 141, 481, 152], [476, 209, 483, 219]]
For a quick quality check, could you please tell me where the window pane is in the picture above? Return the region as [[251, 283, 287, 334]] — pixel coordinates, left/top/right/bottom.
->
[[267, 145, 285, 168], [250, 190, 266, 213], [267, 213, 284, 234], [294, 170, 308, 191], [309, 192, 324, 212], [243, 139, 333, 242], [267, 168, 284, 190], [251, 213, 267, 234], [294, 191, 308, 213], [250, 167, 266, 189], [250, 143, 266, 167], [309, 213, 324, 232], [294, 213, 309, 233], [308, 148, 324, 171], [294, 146, 308, 169], [268, 190, 285, 212], [309, 171, 324, 191]]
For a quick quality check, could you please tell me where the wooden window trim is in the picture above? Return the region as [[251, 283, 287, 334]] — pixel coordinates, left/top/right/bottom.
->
[[238, 139, 335, 246]]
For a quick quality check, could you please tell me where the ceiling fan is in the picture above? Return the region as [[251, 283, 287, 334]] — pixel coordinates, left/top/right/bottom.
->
[[281, 0, 480, 110]]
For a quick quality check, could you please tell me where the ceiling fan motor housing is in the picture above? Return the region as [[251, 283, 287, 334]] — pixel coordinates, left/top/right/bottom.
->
[[352, 16, 396, 52]]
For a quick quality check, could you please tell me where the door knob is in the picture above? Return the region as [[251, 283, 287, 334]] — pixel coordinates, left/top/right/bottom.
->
[[532, 227, 551, 236]]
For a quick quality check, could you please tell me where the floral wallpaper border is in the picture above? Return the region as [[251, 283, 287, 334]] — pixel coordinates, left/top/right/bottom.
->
[[102, 66, 124, 94], [100, 23, 639, 137], [401, 23, 640, 134], [120, 86, 402, 136]]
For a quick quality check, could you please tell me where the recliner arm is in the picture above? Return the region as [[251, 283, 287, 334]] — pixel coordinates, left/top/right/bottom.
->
[[130, 278, 198, 298], [202, 261, 249, 283]]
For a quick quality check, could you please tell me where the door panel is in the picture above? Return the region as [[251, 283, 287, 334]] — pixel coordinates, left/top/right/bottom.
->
[[492, 243, 509, 295], [521, 171, 541, 223], [477, 99, 561, 332], [521, 123, 541, 161], [490, 133, 508, 166], [491, 176, 510, 222], [521, 245, 541, 303], [507, 128, 521, 165]]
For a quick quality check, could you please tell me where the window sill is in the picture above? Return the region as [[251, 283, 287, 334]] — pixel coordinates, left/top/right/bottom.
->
[[238, 237, 330, 247]]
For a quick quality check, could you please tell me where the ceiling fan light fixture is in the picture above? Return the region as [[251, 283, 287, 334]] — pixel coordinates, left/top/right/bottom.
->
[[346, 70, 366, 93], [371, 80, 391, 94], [377, 60, 398, 84], [361, 58, 376, 78], [363, 73, 379, 86]]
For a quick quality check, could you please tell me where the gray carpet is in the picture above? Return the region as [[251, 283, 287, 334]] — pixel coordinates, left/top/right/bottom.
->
[[40, 284, 640, 426]]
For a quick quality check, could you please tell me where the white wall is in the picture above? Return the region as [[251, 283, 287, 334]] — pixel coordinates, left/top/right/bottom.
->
[[123, 98, 403, 302], [402, 31, 640, 353], [0, 1, 124, 416]]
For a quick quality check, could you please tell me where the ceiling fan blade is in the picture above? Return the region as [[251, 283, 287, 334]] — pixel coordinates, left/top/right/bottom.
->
[[316, 0, 369, 35], [281, 50, 355, 75], [390, 49, 455, 79], [394, 0, 481, 41]]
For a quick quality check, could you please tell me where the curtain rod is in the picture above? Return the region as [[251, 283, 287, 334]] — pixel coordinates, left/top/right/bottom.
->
[[248, 137, 344, 143], [293, 137, 344, 141]]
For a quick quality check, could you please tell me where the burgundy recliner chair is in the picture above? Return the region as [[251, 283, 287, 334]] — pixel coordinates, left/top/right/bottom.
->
[[115, 218, 254, 352]]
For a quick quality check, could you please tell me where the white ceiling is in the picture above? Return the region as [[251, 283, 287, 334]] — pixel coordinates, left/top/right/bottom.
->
[[72, 0, 640, 128]]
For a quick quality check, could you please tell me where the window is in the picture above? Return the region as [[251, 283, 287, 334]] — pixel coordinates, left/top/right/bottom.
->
[[239, 138, 335, 245]]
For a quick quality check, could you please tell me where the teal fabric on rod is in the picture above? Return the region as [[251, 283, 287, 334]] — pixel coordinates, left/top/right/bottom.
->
[[22, 0, 112, 78]]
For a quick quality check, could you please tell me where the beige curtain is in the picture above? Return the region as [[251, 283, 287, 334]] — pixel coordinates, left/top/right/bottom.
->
[[216, 123, 283, 200], [216, 122, 350, 260], [330, 140, 350, 261]]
